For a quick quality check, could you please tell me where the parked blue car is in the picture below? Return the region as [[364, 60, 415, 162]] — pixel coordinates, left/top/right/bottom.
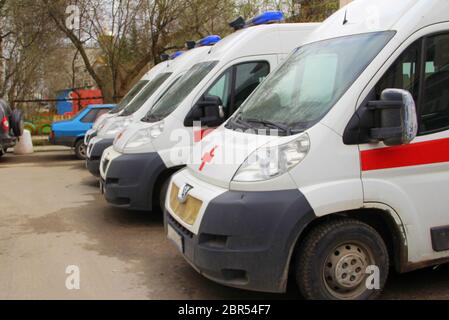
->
[[50, 104, 115, 160]]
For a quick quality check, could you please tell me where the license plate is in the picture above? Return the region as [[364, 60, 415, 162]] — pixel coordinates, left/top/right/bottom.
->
[[167, 225, 184, 253]]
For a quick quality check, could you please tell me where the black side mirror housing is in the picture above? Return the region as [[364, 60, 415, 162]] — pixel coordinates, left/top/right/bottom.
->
[[229, 16, 246, 31], [185, 41, 196, 50], [344, 89, 418, 146], [160, 54, 169, 62], [184, 95, 225, 127]]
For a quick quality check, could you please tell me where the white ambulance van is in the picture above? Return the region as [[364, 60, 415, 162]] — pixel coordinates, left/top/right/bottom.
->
[[166, 0, 449, 300], [85, 38, 220, 176], [84, 59, 171, 147], [99, 12, 318, 212]]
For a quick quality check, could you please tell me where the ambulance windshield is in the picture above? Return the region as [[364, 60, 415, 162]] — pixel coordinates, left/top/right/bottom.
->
[[232, 31, 395, 133], [110, 80, 149, 114], [147, 61, 218, 121]]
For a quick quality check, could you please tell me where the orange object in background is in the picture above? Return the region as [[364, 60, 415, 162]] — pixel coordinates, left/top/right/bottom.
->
[[70, 89, 104, 115]]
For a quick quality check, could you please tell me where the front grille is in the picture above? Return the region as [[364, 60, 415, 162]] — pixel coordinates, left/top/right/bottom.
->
[[167, 214, 194, 239], [169, 184, 203, 226]]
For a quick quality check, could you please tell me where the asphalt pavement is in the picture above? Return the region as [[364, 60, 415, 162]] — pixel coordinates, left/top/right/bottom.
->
[[1, 151, 449, 300]]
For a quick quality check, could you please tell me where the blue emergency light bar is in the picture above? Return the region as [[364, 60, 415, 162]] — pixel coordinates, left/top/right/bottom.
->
[[247, 11, 284, 26], [196, 35, 221, 47], [170, 51, 184, 59]]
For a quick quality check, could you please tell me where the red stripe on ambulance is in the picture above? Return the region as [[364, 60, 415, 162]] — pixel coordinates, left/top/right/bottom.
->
[[361, 137, 449, 171]]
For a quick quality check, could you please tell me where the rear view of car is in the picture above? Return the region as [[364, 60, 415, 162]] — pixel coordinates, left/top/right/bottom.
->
[[0, 98, 24, 157]]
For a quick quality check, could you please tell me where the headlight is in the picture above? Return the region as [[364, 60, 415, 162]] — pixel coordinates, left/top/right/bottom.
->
[[233, 134, 310, 182], [124, 122, 164, 150], [104, 118, 132, 136]]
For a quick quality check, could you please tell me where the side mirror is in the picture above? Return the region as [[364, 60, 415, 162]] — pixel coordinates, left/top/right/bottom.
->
[[368, 89, 418, 146], [343, 89, 418, 146], [184, 95, 225, 127]]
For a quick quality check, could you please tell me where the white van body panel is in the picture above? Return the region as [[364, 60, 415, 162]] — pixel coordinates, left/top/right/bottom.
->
[[348, 21, 449, 263], [307, 0, 449, 46], [287, 124, 363, 217], [92, 113, 114, 130]]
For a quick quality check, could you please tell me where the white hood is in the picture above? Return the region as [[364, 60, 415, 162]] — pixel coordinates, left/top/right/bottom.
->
[[92, 113, 116, 130], [187, 127, 279, 189], [97, 114, 134, 140], [113, 121, 154, 153]]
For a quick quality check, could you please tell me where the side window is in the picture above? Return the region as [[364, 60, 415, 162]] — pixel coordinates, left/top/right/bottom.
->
[[200, 61, 270, 121], [420, 34, 449, 133], [95, 108, 110, 120], [155, 76, 182, 105], [205, 69, 232, 110], [80, 109, 98, 123], [233, 61, 270, 110], [375, 39, 421, 103]]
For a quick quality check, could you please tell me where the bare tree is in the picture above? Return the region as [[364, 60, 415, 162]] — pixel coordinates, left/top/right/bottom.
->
[[3, 0, 338, 106], [0, 0, 61, 106], [42, 0, 107, 98]]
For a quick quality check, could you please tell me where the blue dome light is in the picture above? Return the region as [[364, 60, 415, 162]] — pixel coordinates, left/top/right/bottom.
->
[[196, 35, 221, 47], [170, 51, 184, 60], [247, 11, 284, 26]]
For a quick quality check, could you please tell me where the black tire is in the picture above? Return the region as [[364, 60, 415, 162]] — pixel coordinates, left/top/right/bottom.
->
[[0, 149, 4, 157], [295, 218, 389, 300], [74, 140, 87, 160], [159, 178, 170, 212], [10, 109, 24, 137]]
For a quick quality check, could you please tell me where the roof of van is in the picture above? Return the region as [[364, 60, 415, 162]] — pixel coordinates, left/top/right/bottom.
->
[[202, 23, 319, 62], [141, 60, 170, 81], [140, 46, 211, 81], [164, 46, 212, 73], [307, 0, 449, 45]]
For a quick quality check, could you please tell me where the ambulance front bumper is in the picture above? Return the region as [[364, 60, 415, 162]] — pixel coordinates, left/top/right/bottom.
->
[[86, 137, 114, 177], [166, 170, 315, 293], [100, 149, 167, 211]]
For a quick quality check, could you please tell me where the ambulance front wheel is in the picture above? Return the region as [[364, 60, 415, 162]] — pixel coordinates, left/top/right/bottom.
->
[[295, 217, 389, 300]]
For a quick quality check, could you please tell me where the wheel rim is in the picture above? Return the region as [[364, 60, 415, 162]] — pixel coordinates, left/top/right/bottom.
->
[[78, 143, 87, 158], [323, 242, 374, 299]]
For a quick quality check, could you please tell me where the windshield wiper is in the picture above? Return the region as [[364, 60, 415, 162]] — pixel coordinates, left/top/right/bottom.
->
[[244, 118, 293, 135], [142, 114, 162, 123], [227, 114, 304, 136], [226, 114, 252, 130]]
